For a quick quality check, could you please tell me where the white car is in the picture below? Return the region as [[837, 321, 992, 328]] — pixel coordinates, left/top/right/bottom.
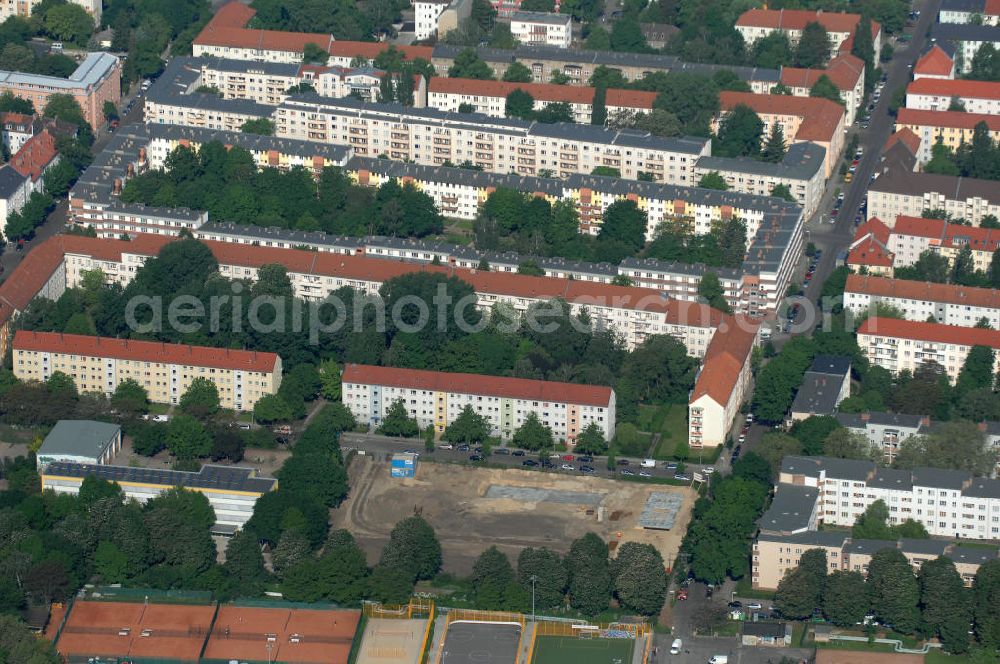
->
[[670, 639, 682, 655], [561, 464, 575, 471], [747, 602, 763, 610], [639, 470, 651, 477], [437, 443, 454, 450], [703, 467, 715, 474]]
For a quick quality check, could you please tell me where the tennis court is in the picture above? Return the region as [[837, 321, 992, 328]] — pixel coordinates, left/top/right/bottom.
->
[[441, 622, 521, 664], [531, 635, 636, 664]]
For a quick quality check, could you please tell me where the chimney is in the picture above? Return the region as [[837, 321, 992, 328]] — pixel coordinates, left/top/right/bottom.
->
[[920, 416, 931, 427], [860, 412, 870, 421], [112, 178, 122, 196]]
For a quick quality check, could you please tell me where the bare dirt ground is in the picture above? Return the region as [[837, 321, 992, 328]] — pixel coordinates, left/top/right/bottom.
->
[[332, 457, 696, 575]]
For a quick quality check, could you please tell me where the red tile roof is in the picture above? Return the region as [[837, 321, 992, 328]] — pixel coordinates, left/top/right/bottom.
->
[[0, 112, 34, 131], [883, 128, 920, 157], [847, 236, 895, 268], [429, 77, 595, 104], [857, 316, 1000, 350], [892, 215, 1000, 252], [736, 8, 861, 33], [342, 363, 614, 406], [846, 273, 1000, 310], [914, 45, 955, 77], [719, 91, 845, 143], [605, 88, 658, 109], [780, 54, 864, 92], [896, 108, 1000, 132], [855, 217, 892, 244], [907, 78, 1000, 100], [11, 130, 57, 182], [988, 0, 1000, 15], [13, 330, 279, 372], [690, 316, 759, 405], [328, 41, 433, 62]]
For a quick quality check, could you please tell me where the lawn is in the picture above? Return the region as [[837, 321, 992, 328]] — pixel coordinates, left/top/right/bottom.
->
[[734, 576, 776, 600], [815, 641, 896, 653], [636, 404, 688, 459], [925, 649, 990, 664], [531, 635, 635, 664]]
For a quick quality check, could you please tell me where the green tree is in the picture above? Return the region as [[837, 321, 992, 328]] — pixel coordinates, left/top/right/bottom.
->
[[612, 542, 667, 615], [443, 405, 491, 445], [974, 559, 1000, 648], [318, 358, 342, 400], [697, 272, 731, 313], [513, 413, 554, 451], [852, 500, 895, 540], [770, 184, 796, 202], [223, 530, 268, 593], [133, 423, 168, 456], [165, 414, 212, 460], [253, 394, 294, 424], [472, 546, 516, 609], [567, 533, 612, 615], [179, 377, 220, 418], [275, 447, 348, 508], [810, 75, 843, 105], [598, 199, 647, 255], [240, 118, 276, 135], [795, 22, 831, 68], [753, 31, 794, 68], [505, 88, 535, 119], [503, 61, 533, 82], [111, 378, 148, 414], [775, 548, 827, 619], [853, 18, 876, 86], [761, 123, 787, 163], [823, 570, 868, 626], [379, 399, 420, 437], [302, 42, 329, 65], [94, 540, 129, 583], [868, 548, 920, 633], [43, 93, 87, 126], [0, 614, 61, 663], [584, 24, 611, 50], [379, 515, 442, 581], [790, 415, 841, 456], [448, 48, 493, 79], [591, 85, 607, 126], [715, 104, 764, 158], [957, 345, 996, 396], [919, 556, 970, 653], [698, 172, 728, 190], [272, 529, 312, 577], [574, 422, 608, 455], [609, 17, 649, 52], [823, 428, 876, 460], [969, 43, 1000, 82], [43, 4, 94, 46], [46, 370, 77, 398], [517, 547, 567, 609], [894, 421, 992, 475]]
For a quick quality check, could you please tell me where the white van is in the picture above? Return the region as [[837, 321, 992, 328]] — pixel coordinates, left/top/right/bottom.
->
[[709, 657, 728, 664], [640, 458, 656, 468], [670, 639, 682, 655]]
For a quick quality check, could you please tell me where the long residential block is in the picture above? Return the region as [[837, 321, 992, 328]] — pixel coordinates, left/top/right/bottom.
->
[[888, 215, 1000, 272], [342, 364, 615, 443], [931, 23, 1000, 73], [895, 108, 1000, 163], [867, 163, 1000, 225], [857, 316, 1000, 382], [0, 53, 120, 129], [688, 319, 759, 447], [845, 273, 1000, 328], [905, 78, 1000, 115], [779, 54, 866, 125], [939, 0, 1000, 24], [735, 9, 882, 55], [12, 330, 282, 411]]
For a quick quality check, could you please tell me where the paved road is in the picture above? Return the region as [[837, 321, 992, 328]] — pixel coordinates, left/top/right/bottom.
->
[[341, 431, 722, 483]]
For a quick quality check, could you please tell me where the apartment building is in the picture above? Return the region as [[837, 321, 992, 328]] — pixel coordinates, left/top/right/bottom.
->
[[752, 531, 994, 589], [931, 23, 1000, 72], [41, 462, 276, 529], [895, 108, 1000, 163], [694, 142, 827, 218], [342, 364, 615, 442], [778, 54, 866, 125], [272, 95, 710, 184], [777, 455, 1000, 540], [867, 165, 1000, 225], [197, 58, 427, 107], [191, 2, 333, 64], [12, 330, 282, 411], [426, 77, 655, 123], [906, 78, 1000, 114], [715, 91, 847, 177], [511, 11, 573, 48], [835, 411, 926, 463], [938, 0, 1000, 24], [856, 316, 1000, 382], [845, 274, 1000, 329], [0, 0, 100, 24], [415, 0, 450, 39], [688, 319, 759, 448], [0, 53, 119, 129], [789, 355, 852, 422], [845, 217, 895, 276], [888, 216, 1000, 272], [913, 44, 957, 80], [735, 9, 882, 55]]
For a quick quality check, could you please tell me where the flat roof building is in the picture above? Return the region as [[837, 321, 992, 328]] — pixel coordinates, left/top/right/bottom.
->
[[37, 420, 122, 467], [0, 53, 120, 129], [789, 355, 852, 422]]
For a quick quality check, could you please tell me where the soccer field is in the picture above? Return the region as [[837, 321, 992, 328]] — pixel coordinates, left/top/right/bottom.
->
[[531, 635, 636, 664]]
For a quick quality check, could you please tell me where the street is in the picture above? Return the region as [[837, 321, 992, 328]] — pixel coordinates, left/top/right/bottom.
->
[[340, 431, 722, 482]]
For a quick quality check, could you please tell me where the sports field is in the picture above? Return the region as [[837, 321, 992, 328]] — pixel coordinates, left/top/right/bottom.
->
[[531, 635, 636, 664]]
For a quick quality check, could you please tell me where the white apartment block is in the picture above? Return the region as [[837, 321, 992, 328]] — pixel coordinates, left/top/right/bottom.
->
[[906, 79, 1000, 114], [844, 274, 1000, 329], [342, 364, 616, 442], [415, 0, 450, 39], [867, 170, 1000, 227], [857, 316, 1000, 383], [939, 0, 1000, 24], [510, 11, 573, 48], [779, 456, 1000, 540]]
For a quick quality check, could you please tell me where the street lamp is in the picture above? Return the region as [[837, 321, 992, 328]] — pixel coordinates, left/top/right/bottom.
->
[[530, 575, 538, 623]]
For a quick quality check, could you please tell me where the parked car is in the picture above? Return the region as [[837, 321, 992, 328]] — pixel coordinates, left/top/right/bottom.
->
[[677, 589, 688, 601], [617, 458, 630, 466], [639, 470, 651, 477], [438, 443, 454, 450], [469, 454, 483, 462], [580, 466, 596, 474], [675, 474, 691, 481], [522, 459, 539, 467], [495, 448, 510, 455], [561, 454, 575, 461], [457, 444, 470, 452], [512, 449, 525, 456], [703, 467, 715, 474], [561, 463, 575, 471], [747, 602, 763, 610], [621, 468, 635, 476], [541, 459, 554, 468], [670, 639, 683, 655], [576, 455, 593, 462], [728, 601, 742, 609]]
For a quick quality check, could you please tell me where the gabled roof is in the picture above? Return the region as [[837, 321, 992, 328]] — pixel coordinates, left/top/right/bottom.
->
[[429, 77, 595, 104], [883, 128, 920, 157], [736, 8, 862, 33], [780, 54, 865, 92], [847, 218, 894, 268], [690, 316, 759, 406], [719, 91, 845, 143], [11, 130, 57, 182], [846, 273, 1000, 310], [857, 316, 1000, 351], [342, 363, 614, 406], [907, 78, 1000, 101], [897, 107, 1000, 132], [914, 45, 955, 77], [893, 215, 1000, 252]]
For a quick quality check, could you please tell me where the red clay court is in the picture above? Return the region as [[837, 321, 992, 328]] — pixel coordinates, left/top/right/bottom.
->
[[203, 604, 361, 664], [55, 600, 216, 662]]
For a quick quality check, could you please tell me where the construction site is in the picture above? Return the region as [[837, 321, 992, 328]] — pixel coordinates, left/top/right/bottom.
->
[[335, 457, 696, 574]]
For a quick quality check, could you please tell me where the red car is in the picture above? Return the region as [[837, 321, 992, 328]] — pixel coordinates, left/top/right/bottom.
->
[[562, 454, 575, 461], [677, 590, 688, 601]]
